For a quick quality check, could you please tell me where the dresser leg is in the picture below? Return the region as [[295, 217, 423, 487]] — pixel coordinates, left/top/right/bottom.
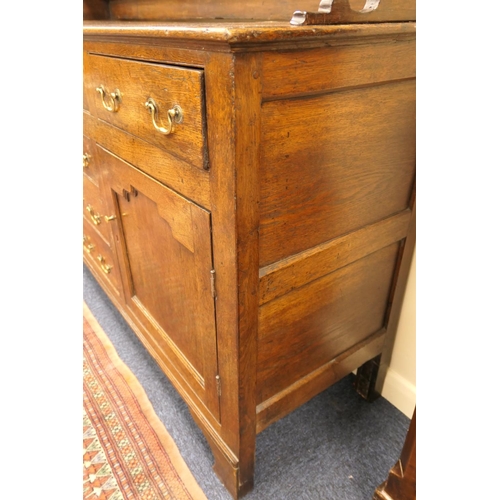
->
[[354, 354, 382, 402], [212, 447, 254, 500], [188, 409, 255, 499]]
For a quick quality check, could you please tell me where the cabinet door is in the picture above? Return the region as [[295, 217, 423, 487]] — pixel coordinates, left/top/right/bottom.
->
[[98, 145, 220, 422]]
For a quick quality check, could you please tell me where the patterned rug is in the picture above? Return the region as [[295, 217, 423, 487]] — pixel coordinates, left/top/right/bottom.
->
[[83, 302, 207, 500]]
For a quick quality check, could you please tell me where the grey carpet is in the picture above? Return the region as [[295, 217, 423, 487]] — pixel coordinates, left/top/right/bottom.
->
[[83, 264, 410, 500]]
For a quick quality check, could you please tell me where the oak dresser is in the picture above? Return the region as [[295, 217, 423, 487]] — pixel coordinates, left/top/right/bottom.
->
[[83, 1, 416, 497]]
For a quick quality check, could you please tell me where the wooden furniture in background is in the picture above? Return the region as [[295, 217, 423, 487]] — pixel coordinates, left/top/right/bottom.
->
[[83, 1, 416, 497], [374, 408, 416, 500]]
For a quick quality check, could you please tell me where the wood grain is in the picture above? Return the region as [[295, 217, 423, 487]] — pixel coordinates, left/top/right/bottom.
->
[[259, 78, 416, 266], [256, 329, 385, 433], [83, 53, 91, 112], [87, 53, 208, 169], [84, 112, 211, 209], [83, 20, 416, 48], [203, 51, 239, 453], [230, 52, 262, 496], [257, 243, 400, 403], [108, 0, 416, 24], [83, 15, 416, 499], [261, 39, 416, 99], [199, 50, 263, 498], [108, 0, 323, 21], [100, 144, 221, 422], [259, 209, 411, 304], [292, 0, 415, 25], [85, 40, 209, 69], [83, 0, 110, 20]]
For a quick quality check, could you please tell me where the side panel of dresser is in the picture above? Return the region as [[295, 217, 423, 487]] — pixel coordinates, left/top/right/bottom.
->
[[256, 36, 416, 431]]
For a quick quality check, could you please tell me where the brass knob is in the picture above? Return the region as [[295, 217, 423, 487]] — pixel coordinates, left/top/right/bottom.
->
[[96, 85, 121, 112], [83, 153, 91, 168], [83, 236, 95, 254], [144, 98, 182, 135], [86, 205, 101, 225], [97, 255, 112, 274], [104, 215, 117, 222]]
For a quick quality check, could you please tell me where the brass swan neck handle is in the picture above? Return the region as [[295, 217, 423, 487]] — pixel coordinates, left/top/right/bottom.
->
[[144, 98, 183, 135]]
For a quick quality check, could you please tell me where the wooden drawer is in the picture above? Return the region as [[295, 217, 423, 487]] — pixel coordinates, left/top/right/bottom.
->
[[86, 54, 207, 170], [83, 217, 122, 295], [83, 173, 113, 245], [83, 51, 91, 112]]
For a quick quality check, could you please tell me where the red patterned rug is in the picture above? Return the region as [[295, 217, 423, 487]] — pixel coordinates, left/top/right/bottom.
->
[[83, 302, 207, 500]]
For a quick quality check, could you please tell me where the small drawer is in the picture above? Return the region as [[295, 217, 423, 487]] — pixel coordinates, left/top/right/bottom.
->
[[83, 218, 122, 295], [83, 174, 115, 245], [87, 54, 207, 170], [83, 134, 99, 186]]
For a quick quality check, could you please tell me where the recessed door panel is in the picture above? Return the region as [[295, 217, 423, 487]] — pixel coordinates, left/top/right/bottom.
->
[[98, 145, 220, 421]]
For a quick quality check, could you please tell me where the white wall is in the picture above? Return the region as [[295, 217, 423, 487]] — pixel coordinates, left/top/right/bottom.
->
[[381, 251, 416, 418]]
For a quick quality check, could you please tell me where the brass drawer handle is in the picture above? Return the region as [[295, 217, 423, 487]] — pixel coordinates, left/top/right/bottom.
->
[[83, 236, 95, 254], [83, 153, 91, 168], [97, 254, 112, 274], [144, 98, 182, 135], [86, 205, 101, 225], [85, 205, 116, 225], [96, 85, 121, 112]]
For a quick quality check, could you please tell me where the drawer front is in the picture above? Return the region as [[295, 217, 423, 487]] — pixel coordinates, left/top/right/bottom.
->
[[83, 218, 122, 295], [87, 54, 207, 170], [83, 173, 114, 245], [83, 51, 91, 112], [83, 134, 99, 186]]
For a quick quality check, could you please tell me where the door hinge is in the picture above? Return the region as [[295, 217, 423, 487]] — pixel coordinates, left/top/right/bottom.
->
[[216, 374, 221, 397], [210, 269, 216, 298]]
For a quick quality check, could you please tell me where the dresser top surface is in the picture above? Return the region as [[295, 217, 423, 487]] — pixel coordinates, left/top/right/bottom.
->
[[83, 19, 416, 45]]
